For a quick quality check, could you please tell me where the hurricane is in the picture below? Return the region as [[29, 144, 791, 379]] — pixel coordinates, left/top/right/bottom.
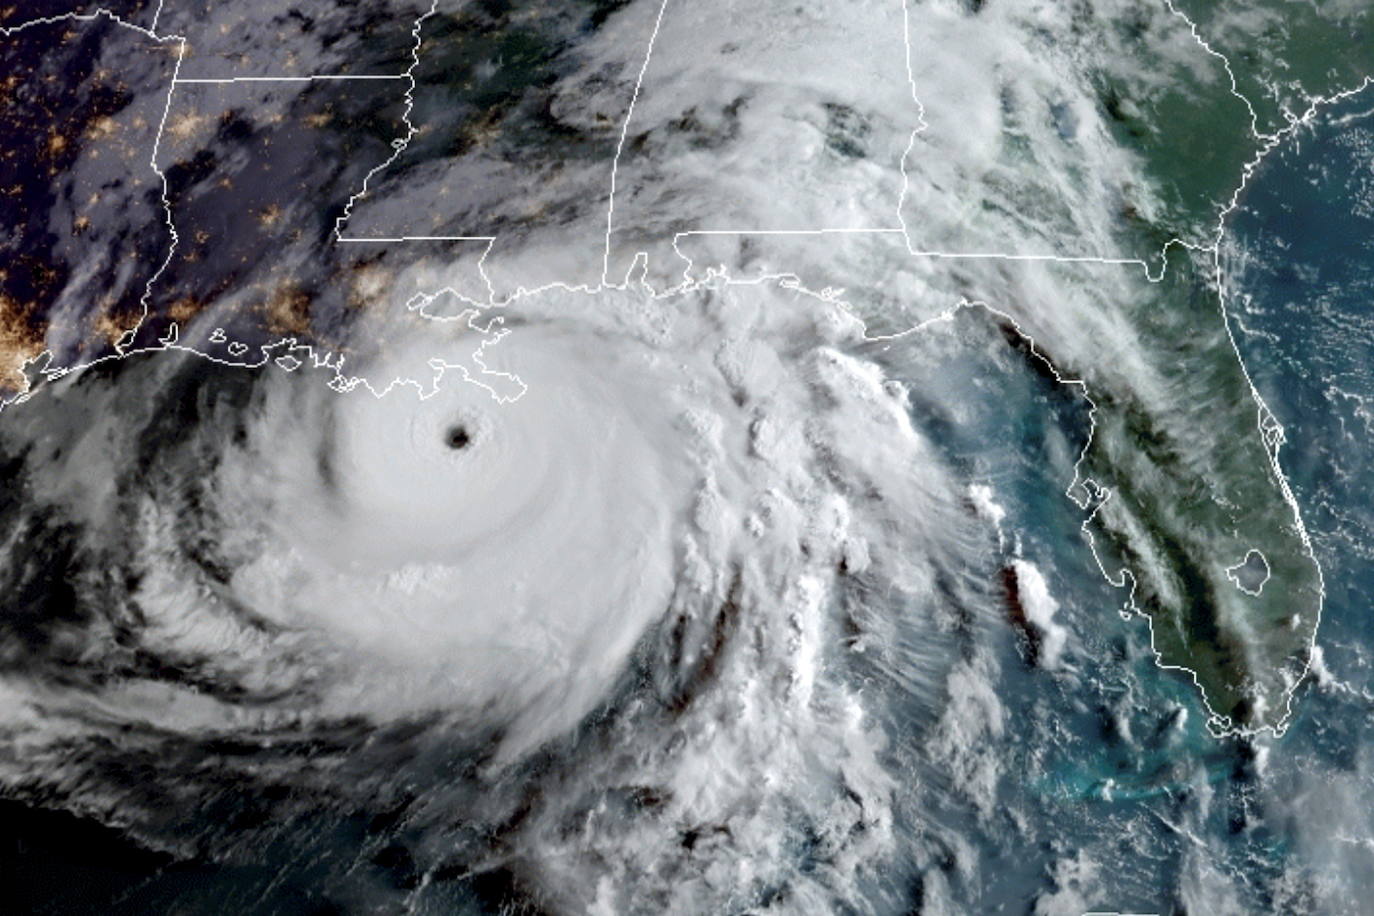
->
[[2, 0, 1372, 911], [1, 280, 1016, 909]]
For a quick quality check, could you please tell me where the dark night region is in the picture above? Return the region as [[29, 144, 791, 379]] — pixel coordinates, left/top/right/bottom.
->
[[346, 0, 634, 242], [0, 15, 175, 392], [155, 0, 433, 79], [0, 1, 152, 28], [0, 0, 1367, 912], [132, 77, 410, 352]]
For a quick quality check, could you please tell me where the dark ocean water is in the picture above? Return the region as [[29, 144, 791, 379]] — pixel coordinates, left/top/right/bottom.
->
[[876, 308, 1251, 913], [856, 87, 1374, 912], [5, 88, 1373, 916], [1220, 88, 1374, 911]]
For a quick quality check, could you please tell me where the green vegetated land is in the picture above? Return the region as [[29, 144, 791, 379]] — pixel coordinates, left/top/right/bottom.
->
[[1071, 247, 1322, 731], [1089, 0, 1261, 249], [1172, 0, 1373, 132], [1069, 2, 1367, 730]]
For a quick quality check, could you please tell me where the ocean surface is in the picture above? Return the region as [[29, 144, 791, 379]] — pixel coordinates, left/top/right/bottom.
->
[[2, 72, 1372, 916]]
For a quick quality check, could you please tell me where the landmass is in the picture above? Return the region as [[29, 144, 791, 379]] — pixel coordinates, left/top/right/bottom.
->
[[1, 0, 1370, 734]]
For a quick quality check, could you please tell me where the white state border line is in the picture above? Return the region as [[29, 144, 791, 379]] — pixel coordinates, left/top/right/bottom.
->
[[1, 0, 1368, 740], [0, 2, 437, 381], [308, 0, 1174, 287], [599, 0, 673, 288], [127, 16, 186, 356], [582, 0, 1361, 740], [600, 0, 1341, 294], [1194, 70, 1374, 737], [0, 10, 191, 361], [331, 0, 440, 243], [600, 0, 1190, 290], [672, 229, 1174, 278], [0, 8, 168, 41], [174, 75, 409, 84], [336, 236, 496, 243]]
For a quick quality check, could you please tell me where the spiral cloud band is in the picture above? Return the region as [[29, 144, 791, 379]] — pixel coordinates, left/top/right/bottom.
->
[[0, 281, 984, 908]]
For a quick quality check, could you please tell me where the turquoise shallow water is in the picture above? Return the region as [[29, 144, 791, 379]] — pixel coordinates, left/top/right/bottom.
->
[[875, 308, 1251, 911], [4, 88, 1373, 916], [859, 88, 1374, 911]]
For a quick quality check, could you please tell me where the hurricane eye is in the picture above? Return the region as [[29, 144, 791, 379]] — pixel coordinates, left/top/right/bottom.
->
[[444, 425, 472, 450]]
